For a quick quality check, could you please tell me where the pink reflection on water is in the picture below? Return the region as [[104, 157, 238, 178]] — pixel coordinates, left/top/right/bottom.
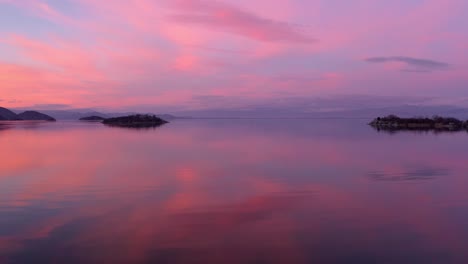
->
[[0, 120, 468, 263]]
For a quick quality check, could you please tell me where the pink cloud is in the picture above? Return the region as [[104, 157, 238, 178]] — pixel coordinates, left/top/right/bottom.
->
[[172, 54, 201, 71], [7, 35, 103, 80], [0, 0, 467, 110], [167, 0, 315, 43]]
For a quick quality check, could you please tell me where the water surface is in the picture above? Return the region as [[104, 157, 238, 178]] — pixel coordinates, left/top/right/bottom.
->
[[1, 119, 468, 263]]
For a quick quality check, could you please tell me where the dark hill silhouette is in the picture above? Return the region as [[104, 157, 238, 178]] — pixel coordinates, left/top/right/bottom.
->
[[17, 111, 56, 121], [0, 107, 21, 120]]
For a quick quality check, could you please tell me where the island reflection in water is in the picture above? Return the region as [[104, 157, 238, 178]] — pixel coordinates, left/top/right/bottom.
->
[[1, 119, 468, 264]]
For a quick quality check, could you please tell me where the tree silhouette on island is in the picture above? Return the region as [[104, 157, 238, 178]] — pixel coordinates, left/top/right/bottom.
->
[[369, 115, 468, 131], [102, 114, 168, 128]]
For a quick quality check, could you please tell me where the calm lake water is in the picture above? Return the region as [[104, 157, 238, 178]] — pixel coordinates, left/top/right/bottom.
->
[[1, 119, 468, 264]]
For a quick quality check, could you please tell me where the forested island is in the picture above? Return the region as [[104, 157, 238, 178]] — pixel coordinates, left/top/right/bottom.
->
[[102, 114, 168, 128], [369, 115, 468, 131]]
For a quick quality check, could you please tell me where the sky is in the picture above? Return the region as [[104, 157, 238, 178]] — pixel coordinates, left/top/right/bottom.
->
[[0, 0, 467, 113]]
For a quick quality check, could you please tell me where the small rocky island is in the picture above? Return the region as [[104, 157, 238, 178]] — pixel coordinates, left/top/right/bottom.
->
[[370, 115, 468, 131], [79, 116, 105, 121], [102, 114, 168, 128]]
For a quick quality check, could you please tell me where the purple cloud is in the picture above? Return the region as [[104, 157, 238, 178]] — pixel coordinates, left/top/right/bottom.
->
[[365, 56, 450, 72]]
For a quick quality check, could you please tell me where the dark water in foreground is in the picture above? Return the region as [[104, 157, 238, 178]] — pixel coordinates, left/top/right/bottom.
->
[[1, 119, 468, 264]]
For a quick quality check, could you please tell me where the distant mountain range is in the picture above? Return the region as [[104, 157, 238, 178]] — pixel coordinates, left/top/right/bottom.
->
[[171, 105, 468, 119], [0, 107, 56, 121], [3, 107, 185, 121], [38, 110, 183, 121], [36, 110, 134, 120], [4, 104, 468, 120]]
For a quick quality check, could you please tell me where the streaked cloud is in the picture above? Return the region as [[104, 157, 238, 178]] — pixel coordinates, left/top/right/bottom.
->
[[167, 0, 315, 43], [365, 56, 450, 72]]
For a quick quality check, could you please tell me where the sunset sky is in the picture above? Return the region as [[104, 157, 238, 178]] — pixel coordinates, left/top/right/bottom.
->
[[1, 0, 467, 113]]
